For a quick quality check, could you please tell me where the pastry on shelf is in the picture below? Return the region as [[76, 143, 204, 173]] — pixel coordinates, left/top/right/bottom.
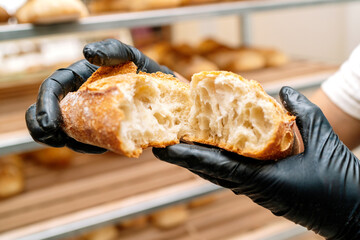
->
[[16, 0, 89, 24], [199, 38, 266, 72], [128, 0, 182, 11], [88, 0, 128, 14], [143, 42, 219, 79], [150, 204, 189, 229], [181, 0, 219, 6], [118, 215, 149, 229], [188, 194, 218, 208], [197, 38, 226, 55], [80, 225, 119, 240], [0, 6, 10, 23], [198, 38, 288, 71], [0, 155, 25, 199], [254, 48, 289, 67], [173, 55, 219, 79], [227, 48, 267, 72], [141, 41, 173, 64], [24, 148, 74, 168], [205, 47, 266, 72]]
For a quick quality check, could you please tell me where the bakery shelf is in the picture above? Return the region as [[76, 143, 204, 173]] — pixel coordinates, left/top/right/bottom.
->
[[0, 149, 320, 240], [0, 60, 339, 157], [0, 0, 357, 42], [0, 150, 221, 240]]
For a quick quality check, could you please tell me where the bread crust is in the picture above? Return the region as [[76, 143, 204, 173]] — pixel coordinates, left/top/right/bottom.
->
[[16, 0, 89, 24], [0, 7, 10, 23], [61, 62, 187, 158], [183, 121, 294, 160]]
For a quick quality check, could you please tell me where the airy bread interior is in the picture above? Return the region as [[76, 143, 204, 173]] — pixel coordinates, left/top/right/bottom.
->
[[184, 71, 295, 159], [107, 74, 190, 154], [61, 62, 295, 159]]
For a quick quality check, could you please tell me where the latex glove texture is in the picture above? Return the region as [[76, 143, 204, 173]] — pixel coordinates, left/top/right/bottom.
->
[[153, 87, 360, 240], [26, 39, 173, 153]]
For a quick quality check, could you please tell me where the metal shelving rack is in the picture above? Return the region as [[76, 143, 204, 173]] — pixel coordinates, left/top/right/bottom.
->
[[0, 0, 357, 42], [0, 1, 355, 239]]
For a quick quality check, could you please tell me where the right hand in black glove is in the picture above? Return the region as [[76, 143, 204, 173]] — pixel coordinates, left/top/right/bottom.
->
[[153, 87, 360, 240], [26, 39, 173, 153]]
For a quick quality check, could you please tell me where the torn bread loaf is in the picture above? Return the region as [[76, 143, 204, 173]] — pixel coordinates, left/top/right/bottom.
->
[[61, 62, 191, 158], [184, 71, 295, 159], [60, 62, 295, 160]]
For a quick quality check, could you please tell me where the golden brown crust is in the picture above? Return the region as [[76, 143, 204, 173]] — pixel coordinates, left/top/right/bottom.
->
[[61, 62, 188, 158], [80, 61, 137, 90], [129, 0, 182, 11], [0, 155, 25, 198], [61, 87, 126, 154], [16, 0, 89, 24], [0, 7, 10, 23]]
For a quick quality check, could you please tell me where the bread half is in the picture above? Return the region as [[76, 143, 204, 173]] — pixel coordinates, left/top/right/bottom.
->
[[60, 62, 191, 157], [60, 62, 295, 160], [184, 71, 295, 160]]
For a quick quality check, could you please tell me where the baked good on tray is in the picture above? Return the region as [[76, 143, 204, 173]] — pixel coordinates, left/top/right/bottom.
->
[[16, 0, 89, 24]]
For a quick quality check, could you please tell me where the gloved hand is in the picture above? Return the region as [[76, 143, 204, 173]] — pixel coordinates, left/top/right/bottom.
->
[[153, 87, 360, 240], [26, 39, 174, 153]]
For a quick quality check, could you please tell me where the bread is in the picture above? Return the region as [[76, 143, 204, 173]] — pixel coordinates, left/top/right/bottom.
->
[[185, 71, 295, 159], [0, 155, 25, 198], [142, 43, 219, 80], [188, 194, 217, 208], [228, 49, 266, 72], [141, 42, 173, 64], [0, 6, 10, 23], [150, 205, 189, 229], [181, 0, 219, 5], [172, 55, 219, 80], [88, 0, 128, 13], [118, 215, 148, 229], [198, 39, 287, 71], [26, 148, 74, 168], [60, 62, 295, 160], [16, 0, 89, 24], [128, 0, 182, 11], [197, 38, 226, 55], [81, 225, 119, 240], [206, 48, 266, 72], [255, 48, 288, 67], [61, 62, 191, 158]]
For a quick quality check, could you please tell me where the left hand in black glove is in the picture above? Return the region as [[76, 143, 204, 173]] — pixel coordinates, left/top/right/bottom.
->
[[26, 39, 173, 153], [153, 87, 360, 240]]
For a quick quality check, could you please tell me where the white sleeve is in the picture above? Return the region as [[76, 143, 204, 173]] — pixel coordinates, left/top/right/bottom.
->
[[321, 44, 360, 120]]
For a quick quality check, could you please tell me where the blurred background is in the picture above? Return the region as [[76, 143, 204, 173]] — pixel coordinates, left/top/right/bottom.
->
[[0, 1, 359, 240]]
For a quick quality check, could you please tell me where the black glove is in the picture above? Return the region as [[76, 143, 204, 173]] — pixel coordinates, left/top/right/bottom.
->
[[26, 39, 174, 153], [153, 87, 360, 240]]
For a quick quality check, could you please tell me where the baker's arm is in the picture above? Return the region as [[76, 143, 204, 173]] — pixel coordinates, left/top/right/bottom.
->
[[311, 88, 360, 149]]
